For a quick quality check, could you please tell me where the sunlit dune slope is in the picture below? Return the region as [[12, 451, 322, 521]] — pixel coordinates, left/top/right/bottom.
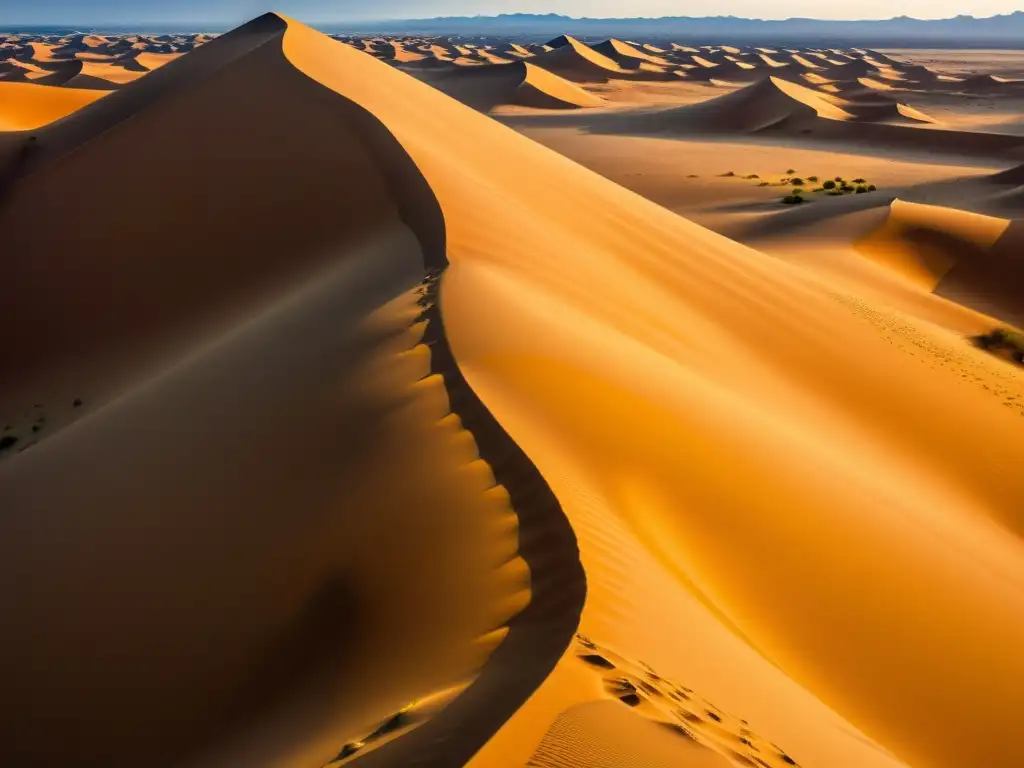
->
[[277, 17, 1024, 768], [0, 14, 577, 768], [0, 81, 108, 130]]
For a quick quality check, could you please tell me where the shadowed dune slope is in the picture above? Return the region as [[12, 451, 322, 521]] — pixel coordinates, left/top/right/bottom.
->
[[989, 162, 1024, 185], [0, 13, 584, 768], [277, 17, 1024, 768]]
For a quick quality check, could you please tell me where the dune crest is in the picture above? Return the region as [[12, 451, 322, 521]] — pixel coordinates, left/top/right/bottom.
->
[[0, 13, 583, 767]]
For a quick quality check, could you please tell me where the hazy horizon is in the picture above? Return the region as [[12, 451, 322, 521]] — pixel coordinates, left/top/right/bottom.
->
[[5, 0, 1024, 27]]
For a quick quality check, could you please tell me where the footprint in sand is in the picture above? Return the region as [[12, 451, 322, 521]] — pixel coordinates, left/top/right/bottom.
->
[[571, 634, 801, 768]]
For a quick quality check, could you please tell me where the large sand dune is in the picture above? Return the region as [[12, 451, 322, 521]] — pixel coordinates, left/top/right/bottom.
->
[[0, 14, 579, 767], [4, 15, 1024, 768]]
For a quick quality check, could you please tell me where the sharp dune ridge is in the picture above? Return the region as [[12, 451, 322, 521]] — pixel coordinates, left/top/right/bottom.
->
[[4, 12, 1024, 768], [0, 12, 582, 767]]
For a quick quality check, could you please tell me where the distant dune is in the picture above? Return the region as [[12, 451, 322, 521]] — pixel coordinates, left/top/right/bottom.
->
[[622, 76, 932, 133], [418, 60, 604, 111], [525, 35, 626, 83], [596, 75, 1024, 160]]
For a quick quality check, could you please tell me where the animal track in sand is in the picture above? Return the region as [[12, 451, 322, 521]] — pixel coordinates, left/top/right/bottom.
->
[[571, 634, 802, 768], [831, 292, 1024, 418]]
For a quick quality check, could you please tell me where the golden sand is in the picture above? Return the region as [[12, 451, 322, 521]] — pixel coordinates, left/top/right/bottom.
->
[[2, 16, 1023, 768]]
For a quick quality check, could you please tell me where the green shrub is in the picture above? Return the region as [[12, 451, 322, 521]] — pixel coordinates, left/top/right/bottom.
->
[[807, 175, 818, 182], [853, 177, 866, 183], [1005, 329, 1024, 350], [834, 176, 844, 182], [868, 184, 877, 191], [855, 185, 868, 194], [974, 328, 1024, 362], [786, 168, 796, 174], [781, 194, 805, 204], [822, 180, 837, 189], [721, 171, 736, 177], [791, 178, 804, 186]]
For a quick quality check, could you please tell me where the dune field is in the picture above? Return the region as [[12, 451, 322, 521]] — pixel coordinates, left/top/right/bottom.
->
[[2, 13, 1024, 768]]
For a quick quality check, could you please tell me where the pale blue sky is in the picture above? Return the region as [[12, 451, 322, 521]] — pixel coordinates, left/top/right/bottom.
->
[[5, 0, 1023, 26]]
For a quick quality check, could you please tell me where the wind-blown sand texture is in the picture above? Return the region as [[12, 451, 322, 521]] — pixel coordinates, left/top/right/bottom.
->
[[2, 15, 1024, 768]]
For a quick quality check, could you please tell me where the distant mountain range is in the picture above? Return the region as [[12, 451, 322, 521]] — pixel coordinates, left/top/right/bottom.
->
[[323, 11, 1024, 47]]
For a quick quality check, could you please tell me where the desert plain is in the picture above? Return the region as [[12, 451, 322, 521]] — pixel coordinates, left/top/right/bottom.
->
[[2, 14, 1024, 768]]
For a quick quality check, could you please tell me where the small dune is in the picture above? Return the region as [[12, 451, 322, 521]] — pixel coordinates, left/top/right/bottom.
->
[[527, 35, 627, 83], [420, 60, 605, 111], [856, 199, 1024, 324]]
